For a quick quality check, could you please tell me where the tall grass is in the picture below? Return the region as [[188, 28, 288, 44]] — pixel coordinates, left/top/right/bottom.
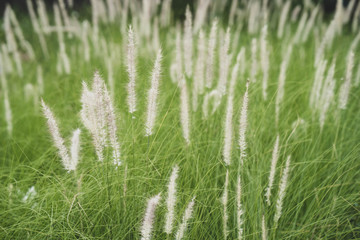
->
[[0, 0, 360, 239]]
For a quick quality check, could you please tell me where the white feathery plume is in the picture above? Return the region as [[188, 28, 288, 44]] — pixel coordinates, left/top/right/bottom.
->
[[37, 0, 50, 33], [164, 165, 179, 234], [58, 0, 71, 29], [250, 38, 258, 83], [202, 89, 221, 119], [103, 85, 121, 167], [239, 81, 249, 165], [145, 49, 162, 136], [277, 1, 291, 39], [310, 59, 327, 108], [319, 62, 336, 130], [7, 6, 35, 60], [173, 30, 183, 83], [193, 0, 210, 32], [229, 0, 238, 25], [314, 20, 336, 67], [239, 47, 246, 78], [265, 135, 280, 205], [260, 25, 269, 100], [338, 51, 354, 109], [348, 31, 360, 59], [343, 0, 355, 24], [1, 45, 14, 74], [275, 44, 293, 125], [183, 5, 193, 77], [141, 193, 161, 240], [262, 215, 267, 240], [206, 20, 218, 88], [4, 91, 12, 136], [4, 10, 22, 77], [223, 94, 234, 166], [70, 129, 81, 171], [293, 11, 308, 44], [22, 186, 37, 203], [229, 50, 243, 97], [160, 0, 171, 27], [222, 170, 229, 239], [217, 27, 231, 95], [236, 175, 244, 240], [26, 0, 48, 57], [301, 6, 319, 43], [80, 82, 105, 162], [175, 196, 196, 240], [274, 155, 291, 225], [194, 30, 206, 95], [107, 58, 114, 97], [41, 99, 72, 171], [248, 1, 260, 34], [291, 5, 301, 22], [127, 25, 137, 114], [180, 76, 191, 145]]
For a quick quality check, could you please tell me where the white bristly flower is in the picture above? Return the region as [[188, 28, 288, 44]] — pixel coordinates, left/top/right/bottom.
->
[[127, 25, 137, 114], [260, 25, 269, 100], [262, 215, 267, 240], [217, 27, 231, 95], [222, 170, 229, 239], [301, 6, 320, 43], [274, 155, 291, 225], [338, 51, 354, 109], [175, 196, 196, 240], [319, 61, 336, 130], [183, 5, 193, 77], [275, 44, 293, 124], [70, 129, 81, 171], [237, 175, 244, 240], [239, 81, 249, 165], [41, 99, 72, 171], [145, 49, 162, 136], [293, 11, 308, 44], [180, 76, 191, 145], [174, 31, 183, 82], [141, 193, 161, 240], [80, 82, 104, 162], [164, 165, 179, 234], [229, 50, 242, 97], [250, 38, 258, 83], [265, 135, 280, 205], [223, 94, 234, 166], [310, 59, 327, 109], [206, 20, 217, 88], [194, 29, 206, 95], [103, 86, 121, 167], [277, 1, 291, 39]]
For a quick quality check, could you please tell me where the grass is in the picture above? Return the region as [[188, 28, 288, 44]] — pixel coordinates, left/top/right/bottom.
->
[[1, 2, 360, 239]]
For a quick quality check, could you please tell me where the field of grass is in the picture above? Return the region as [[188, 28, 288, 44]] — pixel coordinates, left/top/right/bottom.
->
[[1, 0, 360, 239]]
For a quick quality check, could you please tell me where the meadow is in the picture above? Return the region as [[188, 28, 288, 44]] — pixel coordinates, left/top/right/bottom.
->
[[0, 0, 360, 239]]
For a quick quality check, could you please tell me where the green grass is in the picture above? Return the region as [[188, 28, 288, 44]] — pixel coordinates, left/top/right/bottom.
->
[[1, 6, 360, 240]]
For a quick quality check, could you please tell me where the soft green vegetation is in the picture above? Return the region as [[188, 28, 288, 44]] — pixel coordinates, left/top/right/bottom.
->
[[1, 1, 360, 239]]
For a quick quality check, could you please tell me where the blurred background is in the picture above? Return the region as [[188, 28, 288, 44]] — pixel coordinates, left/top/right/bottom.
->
[[0, 0, 356, 20]]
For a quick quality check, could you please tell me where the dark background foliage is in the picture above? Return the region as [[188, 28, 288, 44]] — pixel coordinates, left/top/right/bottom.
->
[[0, 0, 353, 20]]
